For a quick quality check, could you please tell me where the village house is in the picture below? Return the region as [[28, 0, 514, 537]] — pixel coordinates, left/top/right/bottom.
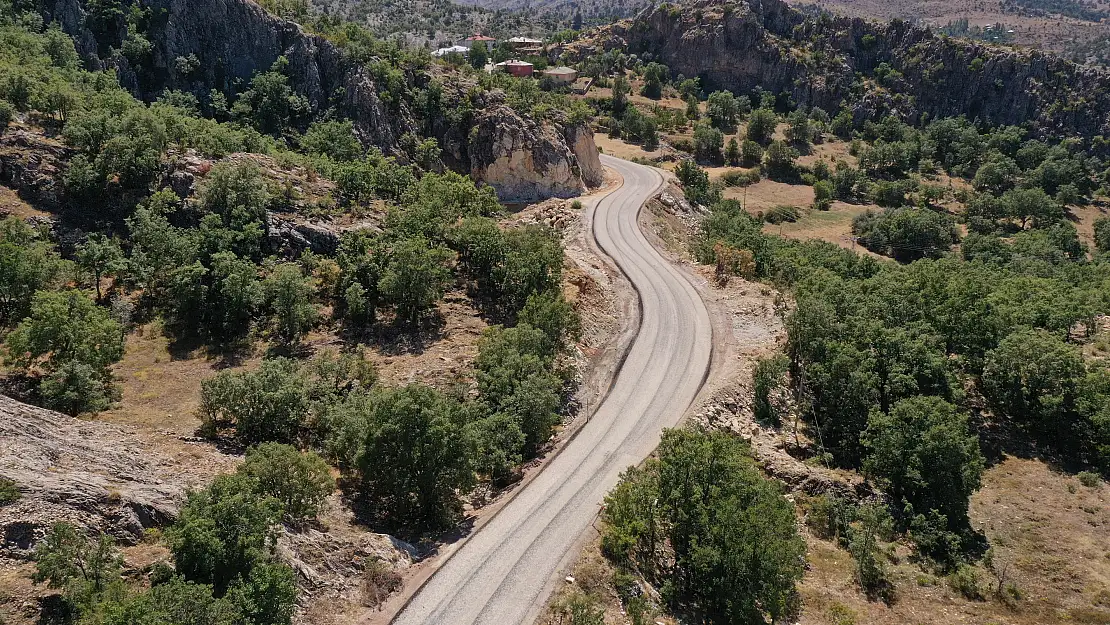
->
[[506, 36, 543, 55], [432, 44, 471, 58], [541, 66, 578, 85], [494, 59, 534, 77], [461, 33, 496, 51]]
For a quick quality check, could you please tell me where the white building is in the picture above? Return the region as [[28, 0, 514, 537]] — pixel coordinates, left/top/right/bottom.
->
[[432, 45, 471, 58]]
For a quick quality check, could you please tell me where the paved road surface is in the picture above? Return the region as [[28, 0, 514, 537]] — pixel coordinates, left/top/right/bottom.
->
[[392, 156, 714, 625]]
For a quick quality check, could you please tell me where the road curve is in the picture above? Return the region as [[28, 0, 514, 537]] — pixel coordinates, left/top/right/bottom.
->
[[392, 155, 714, 625]]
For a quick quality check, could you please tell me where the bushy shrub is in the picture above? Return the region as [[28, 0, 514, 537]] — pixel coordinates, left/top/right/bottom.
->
[[851, 208, 959, 262], [241, 443, 335, 524], [765, 204, 801, 224]]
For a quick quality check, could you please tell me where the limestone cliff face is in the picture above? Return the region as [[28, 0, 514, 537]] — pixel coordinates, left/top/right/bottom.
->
[[579, 0, 1110, 144], [42, 0, 412, 149], [564, 123, 604, 188], [39, 0, 601, 200], [468, 106, 587, 202]]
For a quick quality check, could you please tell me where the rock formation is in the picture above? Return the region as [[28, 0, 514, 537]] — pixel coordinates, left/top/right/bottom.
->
[[467, 105, 600, 202], [0, 396, 204, 555], [570, 0, 1110, 146]]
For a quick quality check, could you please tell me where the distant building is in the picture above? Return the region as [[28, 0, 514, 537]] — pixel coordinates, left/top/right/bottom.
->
[[494, 59, 534, 77], [507, 36, 543, 47], [461, 34, 496, 52], [506, 36, 543, 55], [541, 66, 578, 85], [432, 45, 471, 58]]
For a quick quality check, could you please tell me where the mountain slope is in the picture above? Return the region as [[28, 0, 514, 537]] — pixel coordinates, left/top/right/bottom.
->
[[567, 0, 1110, 147], [40, 0, 601, 200]]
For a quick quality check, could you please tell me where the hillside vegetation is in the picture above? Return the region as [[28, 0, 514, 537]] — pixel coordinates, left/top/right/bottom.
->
[[0, 0, 598, 622], [543, 3, 1110, 622]]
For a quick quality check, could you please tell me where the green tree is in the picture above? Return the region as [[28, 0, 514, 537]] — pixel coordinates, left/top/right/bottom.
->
[[741, 139, 763, 166], [746, 108, 778, 145], [851, 208, 959, 262], [847, 504, 893, 598], [225, 562, 297, 625], [496, 225, 565, 317], [0, 217, 67, 326], [231, 56, 309, 135], [724, 136, 741, 166], [77, 233, 125, 302], [1002, 187, 1063, 230], [1092, 216, 1110, 253], [168, 473, 282, 594], [972, 153, 1020, 195], [675, 159, 716, 206], [981, 329, 1087, 447], [357, 384, 476, 532], [863, 396, 984, 523], [611, 75, 630, 115], [264, 263, 318, 346], [602, 429, 805, 623], [518, 291, 580, 356], [40, 359, 116, 416], [764, 139, 798, 180], [196, 161, 270, 260], [705, 90, 740, 131], [198, 357, 310, 444], [468, 42, 488, 70], [207, 251, 263, 343], [785, 109, 811, 145], [33, 523, 122, 611], [99, 577, 242, 625], [813, 179, 835, 210], [336, 231, 384, 328], [5, 290, 124, 412], [753, 354, 789, 426], [474, 324, 563, 455], [378, 237, 452, 327], [639, 62, 668, 99], [241, 443, 335, 525], [126, 190, 199, 296], [300, 120, 362, 162], [692, 121, 724, 163], [685, 94, 700, 120]]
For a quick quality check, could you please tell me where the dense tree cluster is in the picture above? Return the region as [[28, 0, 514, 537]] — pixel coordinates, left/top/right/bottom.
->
[[691, 177, 1110, 564], [602, 428, 806, 624]]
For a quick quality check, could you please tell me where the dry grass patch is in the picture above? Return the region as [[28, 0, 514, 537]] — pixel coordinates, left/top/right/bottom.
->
[[594, 133, 664, 162], [724, 178, 815, 214], [107, 320, 243, 434], [799, 455, 1110, 624]]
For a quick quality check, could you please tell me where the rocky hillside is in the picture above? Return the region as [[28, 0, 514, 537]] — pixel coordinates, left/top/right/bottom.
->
[[0, 395, 227, 555], [569, 0, 1110, 147], [40, 0, 600, 201]]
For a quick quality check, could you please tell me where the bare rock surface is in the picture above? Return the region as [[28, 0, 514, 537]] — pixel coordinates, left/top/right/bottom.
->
[[469, 106, 587, 202], [0, 395, 220, 555], [278, 495, 418, 616]]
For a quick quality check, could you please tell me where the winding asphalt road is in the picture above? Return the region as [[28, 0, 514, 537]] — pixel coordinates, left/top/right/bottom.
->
[[392, 155, 714, 625]]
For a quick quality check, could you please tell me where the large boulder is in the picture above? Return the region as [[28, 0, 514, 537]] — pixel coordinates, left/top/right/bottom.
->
[[468, 106, 597, 202]]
